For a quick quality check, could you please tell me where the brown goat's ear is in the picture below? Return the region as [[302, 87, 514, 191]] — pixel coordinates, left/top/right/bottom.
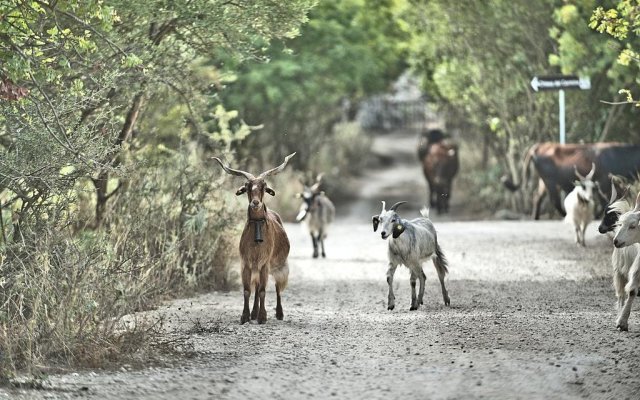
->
[[392, 221, 406, 238], [265, 187, 276, 196], [372, 215, 380, 232], [236, 186, 247, 196]]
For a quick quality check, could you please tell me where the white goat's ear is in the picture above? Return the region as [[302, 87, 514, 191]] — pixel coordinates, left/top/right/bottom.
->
[[392, 221, 406, 238], [372, 215, 380, 232]]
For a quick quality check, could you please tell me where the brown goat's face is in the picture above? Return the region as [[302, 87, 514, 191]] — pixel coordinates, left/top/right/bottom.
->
[[237, 179, 275, 210]]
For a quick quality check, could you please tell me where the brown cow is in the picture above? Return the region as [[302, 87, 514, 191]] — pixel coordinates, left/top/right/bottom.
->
[[417, 129, 459, 214], [503, 142, 640, 219]]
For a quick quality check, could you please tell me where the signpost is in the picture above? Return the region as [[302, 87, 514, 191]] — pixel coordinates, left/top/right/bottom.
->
[[530, 75, 591, 144]]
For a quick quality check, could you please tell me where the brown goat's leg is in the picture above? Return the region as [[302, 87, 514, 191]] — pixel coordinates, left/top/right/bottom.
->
[[257, 266, 268, 324], [250, 283, 259, 320], [240, 266, 251, 324], [275, 282, 284, 320]]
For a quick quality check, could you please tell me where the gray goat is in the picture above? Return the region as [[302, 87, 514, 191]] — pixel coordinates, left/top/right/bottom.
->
[[372, 201, 450, 310], [295, 174, 335, 258]]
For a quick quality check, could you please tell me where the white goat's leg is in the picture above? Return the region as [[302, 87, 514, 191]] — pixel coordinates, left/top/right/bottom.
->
[[409, 270, 419, 310], [386, 263, 398, 310], [574, 225, 581, 246], [435, 261, 450, 306], [580, 221, 587, 247], [618, 260, 640, 331], [613, 269, 627, 310], [417, 267, 426, 306], [319, 229, 326, 258]]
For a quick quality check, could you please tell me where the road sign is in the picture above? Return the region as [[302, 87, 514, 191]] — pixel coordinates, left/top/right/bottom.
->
[[530, 75, 591, 92], [530, 75, 591, 144]]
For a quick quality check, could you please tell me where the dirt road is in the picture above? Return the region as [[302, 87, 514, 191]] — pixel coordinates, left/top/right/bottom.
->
[[6, 131, 640, 399]]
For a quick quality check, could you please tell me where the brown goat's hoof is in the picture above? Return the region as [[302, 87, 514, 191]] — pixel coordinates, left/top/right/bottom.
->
[[313, 253, 319, 259], [250, 309, 258, 320], [617, 323, 629, 331], [240, 313, 250, 324], [387, 305, 395, 310], [322, 253, 326, 258], [409, 306, 418, 311], [276, 312, 284, 320], [444, 297, 451, 306], [258, 310, 267, 324]]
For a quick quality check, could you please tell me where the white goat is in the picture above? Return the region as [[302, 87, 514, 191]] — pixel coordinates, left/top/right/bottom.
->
[[372, 201, 450, 310], [612, 192, 640, 331], [563, 163, 596, 246], [295, 174, 335, 258], [597, 184, 640, 331]]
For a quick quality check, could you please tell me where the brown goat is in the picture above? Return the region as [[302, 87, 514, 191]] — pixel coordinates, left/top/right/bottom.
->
[[214, 153, 295, 324]]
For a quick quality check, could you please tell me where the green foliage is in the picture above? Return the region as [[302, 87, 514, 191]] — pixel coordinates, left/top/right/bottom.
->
[[0, 0, 315, 376], [589, 0, 640, 111], [220, 0, 409, 171]]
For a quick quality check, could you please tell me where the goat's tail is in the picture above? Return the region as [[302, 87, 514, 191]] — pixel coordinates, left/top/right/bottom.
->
[[434, 240, 449, 276], [420, 207, 430, 219]]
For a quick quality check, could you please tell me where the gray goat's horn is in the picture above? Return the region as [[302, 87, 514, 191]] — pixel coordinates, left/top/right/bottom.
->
[[212, 157, 255, 180], [259, 152, 296, 179], [389, 201, 407, 211], [310, 172, 324, 193]]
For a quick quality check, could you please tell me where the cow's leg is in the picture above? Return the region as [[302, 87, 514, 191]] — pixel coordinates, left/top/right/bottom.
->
[[418, 268, 426, 306], [427, 180, 437, 208], [410, 270, 418, 310], [257, 265, 269, 324], [240, 265, 251, 324], [532, 180, 547, 220], [547, 184, 566, 217], [311, 233, 318, 258], [386, 263, 398, 310]]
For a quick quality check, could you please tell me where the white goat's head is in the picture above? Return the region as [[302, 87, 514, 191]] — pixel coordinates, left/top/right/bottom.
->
[[613, 192, 640, 248], [295, 173, 324, 222], [372, 201, 407, 239], [574, 162, 596, 204]]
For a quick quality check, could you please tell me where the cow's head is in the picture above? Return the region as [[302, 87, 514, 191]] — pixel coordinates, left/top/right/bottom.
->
[[372, 201, 407, 239]]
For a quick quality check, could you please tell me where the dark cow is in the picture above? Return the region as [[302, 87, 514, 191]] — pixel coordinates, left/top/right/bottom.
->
[[503, 142, 640, 219], [418, 129, 459, 214]]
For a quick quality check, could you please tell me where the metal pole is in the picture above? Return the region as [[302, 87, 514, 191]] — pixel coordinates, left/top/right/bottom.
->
[[559, 89, 565, 144]]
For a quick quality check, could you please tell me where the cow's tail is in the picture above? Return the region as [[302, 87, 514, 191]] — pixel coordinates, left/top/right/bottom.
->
[[502, 144, 537, 192]]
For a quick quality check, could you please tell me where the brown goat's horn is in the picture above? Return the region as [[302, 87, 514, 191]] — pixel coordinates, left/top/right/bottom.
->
[[258, 152, 296, 179], [389, 201, 407, 211], [212, 157, 255, 180]]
